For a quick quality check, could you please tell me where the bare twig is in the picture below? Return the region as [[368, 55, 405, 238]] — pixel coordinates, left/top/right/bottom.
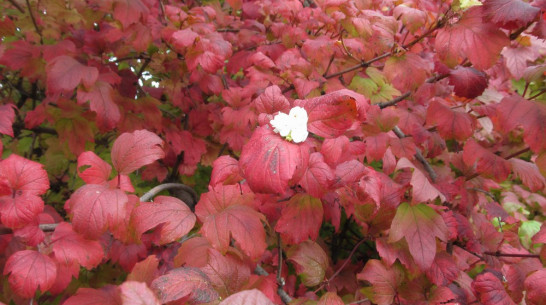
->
[[393, 126, 438, 182], [25, 0, 43, 43], [7, 0, 25, 12], [276, 234, 293, 304], [484, 251, 540, 258], [139, 183, 197, 203]]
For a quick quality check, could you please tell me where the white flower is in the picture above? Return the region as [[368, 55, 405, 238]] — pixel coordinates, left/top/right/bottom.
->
[[270, 106, 309, 143]]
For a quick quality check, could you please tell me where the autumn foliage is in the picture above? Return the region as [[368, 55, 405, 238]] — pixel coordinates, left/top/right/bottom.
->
[[0, 0, 546, 304]]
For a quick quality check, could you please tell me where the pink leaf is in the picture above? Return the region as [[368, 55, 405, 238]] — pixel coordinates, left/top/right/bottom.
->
[[425, 251, 458, 286], [63, 286, 121, 305], [298, 152, 335, 198], [463, 139, 511, 182], [472, 272, 516, 305], [77, 151, 112, 185], [0, 193, 43, 228], [194, 185, 266, 260], [448, 66, 488, 99], [483, 0, 541, 30], [3, 250, 57, 298], [219, 289, 275, 305], [294, 90, 363, 138], [210, 156, 242, 186], [69, 184, 128, 239], [51, 222, 104, 269], [239, 125, 309, 194], [496, 95, 546, 153], [0, 154, 50, 195], [435, 6, 509, 69], [113, 0, 149, 28], [127, 255, 159, 286], [133, 196, 196, 245], [276, 194, 324, 244], [254, 85, 291, 114], [357, 259, 402, 305], [525, 269, 546, 305], [426, 99, 476, 140], [120, 281, 160, 305], [317, 292, 345, 305], [396, 158, 446, 203], [201, 248, 251, 297], [151, 267, 218, 303], [111, 130, 165, 175], [0, 104, 16, 137], [389, 202, 448, 270], [46, 56, 98, 93], [77, 81, 120, 131], [287, 240, 329, 287], [509, 158, 546, 192]]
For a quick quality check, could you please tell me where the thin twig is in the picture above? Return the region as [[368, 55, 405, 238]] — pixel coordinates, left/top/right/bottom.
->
[[276, 234, 293, 304], [25, 0, 43, 43], [7, 0, 25, 13], [139, 183, 197, 203], [315, 237, 367, 293], [484, 251, 540, 258], [393, 126, 438, 182]]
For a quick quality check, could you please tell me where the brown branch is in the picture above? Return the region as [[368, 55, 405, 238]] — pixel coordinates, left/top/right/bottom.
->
[[25, 0, 42, 43], [139, 183, 197, 203], [7, 0, 25, 12], [276, 233, 293, 304], [484, 251, 540, 258], [393, 126, 438, 182], [0, 223, 58, 235], [315, 237, 367, 293]]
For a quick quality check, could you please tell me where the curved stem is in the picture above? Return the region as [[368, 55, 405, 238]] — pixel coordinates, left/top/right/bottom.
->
[[139, 183, 197, 203]]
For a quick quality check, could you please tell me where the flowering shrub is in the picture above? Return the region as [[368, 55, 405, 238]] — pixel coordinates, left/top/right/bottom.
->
[[0, 0, 545, 304]]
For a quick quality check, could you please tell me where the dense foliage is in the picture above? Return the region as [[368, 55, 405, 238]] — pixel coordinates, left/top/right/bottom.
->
[[0, 0, 545, 304]]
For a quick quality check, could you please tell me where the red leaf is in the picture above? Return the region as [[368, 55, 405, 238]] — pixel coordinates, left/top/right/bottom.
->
[[120, 281, 160, 305], [525, 269, 546, 305], [111, 130, 165, 175], [77, 151, 112, 185], [389, 136, 417, 159], [357, 259, 402, 305], [63, 286, 121, 305], [463, 139, 511, 182], [384, 53, 431, 92], [317, 292, 345, 305], [51, 222, 104, 269], [113, 0, 149, 28], [389, 202, 448, 270], [0, 41, 42, 80], [239, 125, 309, 194], [127, 255, 159, 286], [69, 184, 128, 239], [77, 81, 120, 131], [425, 252, 458, 286], [0, 193, 43, 228], [151, 267, 218, 303], [483, 0, 541, 30], [210, 156, 242, 186], [298, 152, 335, 198], [294, 90, 363, 138], [435, 6, 509, 69], [509, 158, 546, 192], [275, 194, 324, 244], [396, 158, 446, 203], [3, 250, 57, 298], [219, 289, 275, 305], [496, 95, 546, 153], [195, 185, 266, 260], [426, 99, 476, 140], [109, 241, 147, 272], [254, 85, 291, 115], [0, 104, 15, 137], [0, 154, 49, 195], [46, 56, 98, 93], [472, 272, 516, 305], [201, 248, 251, 297], [174, 236, 211, 268], [448, 66, 488, 99], [133, 196, 196, 245], [287, 240, 329, 287]]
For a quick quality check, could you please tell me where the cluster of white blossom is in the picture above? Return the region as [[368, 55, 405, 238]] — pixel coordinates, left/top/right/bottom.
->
[[270, 106, 309, 143]]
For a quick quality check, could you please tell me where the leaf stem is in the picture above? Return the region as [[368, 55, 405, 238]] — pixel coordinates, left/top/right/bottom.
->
[[276, 233, 293, 304], [139, 183, 197, 203], [25, 0, 43, 44]]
